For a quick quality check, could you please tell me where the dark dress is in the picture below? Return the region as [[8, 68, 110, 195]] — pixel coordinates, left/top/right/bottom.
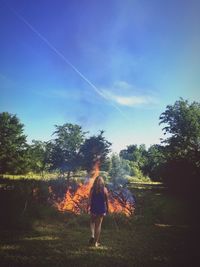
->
[[90, 189, 107, 215]]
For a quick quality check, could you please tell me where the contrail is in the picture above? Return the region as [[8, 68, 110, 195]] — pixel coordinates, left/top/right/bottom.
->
[[5, 3, 129, 119]]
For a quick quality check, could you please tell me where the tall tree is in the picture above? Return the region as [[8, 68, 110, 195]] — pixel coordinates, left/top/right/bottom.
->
[[159, 99, 200, 193], [49, 123, 86, 182], [80, 131, 111, 172], [0, 112, 28, 174], [159, 99, 200, 165]]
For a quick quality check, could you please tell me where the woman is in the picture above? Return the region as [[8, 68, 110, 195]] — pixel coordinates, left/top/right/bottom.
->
[[88, 176, 109, 247]]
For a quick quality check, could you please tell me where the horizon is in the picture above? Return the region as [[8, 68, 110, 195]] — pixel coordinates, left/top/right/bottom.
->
[[1, 0, 200, 153]]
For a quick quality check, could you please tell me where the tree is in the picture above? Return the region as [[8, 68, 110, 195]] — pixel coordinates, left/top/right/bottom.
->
[[120, 144, 147, 167], [119, 144, 148, 179], [159, 98, 200, 163], [142, 144, 165, 181], [159, 99, 200, 194], [80, 131, 111, 172], [0, 112, 28, 174], [120, 144, 138, 161], [49, 123, 86, 182], [28, 140, 50, 176]]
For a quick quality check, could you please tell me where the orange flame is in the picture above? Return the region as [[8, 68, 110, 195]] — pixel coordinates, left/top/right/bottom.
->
[[108, 194, 134, 216], [55, 162, 134, 216], [56, 161, 100, 213]]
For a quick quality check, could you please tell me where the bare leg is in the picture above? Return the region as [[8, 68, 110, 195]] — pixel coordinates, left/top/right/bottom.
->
[[90, 214, 95, 238], [94, 216, 103, 246]]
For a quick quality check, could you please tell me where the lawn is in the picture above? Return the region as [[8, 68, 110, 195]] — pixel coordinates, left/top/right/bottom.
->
[[0, 182, 196, 267]]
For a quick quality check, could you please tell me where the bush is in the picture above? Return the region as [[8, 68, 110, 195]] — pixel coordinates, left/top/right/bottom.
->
[[161, 159, 200, 198], [0, 177, 68, 230]]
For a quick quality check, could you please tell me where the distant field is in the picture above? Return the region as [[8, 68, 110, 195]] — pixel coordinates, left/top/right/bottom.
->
[[1, 171, 154, 183], [0, 179, 196, 267]]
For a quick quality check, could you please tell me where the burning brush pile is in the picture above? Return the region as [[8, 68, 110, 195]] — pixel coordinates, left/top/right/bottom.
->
[[55, 163, 136, 216]]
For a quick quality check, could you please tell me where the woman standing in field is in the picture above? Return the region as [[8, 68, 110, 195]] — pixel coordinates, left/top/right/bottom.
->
[[88, 176, 109, 247]]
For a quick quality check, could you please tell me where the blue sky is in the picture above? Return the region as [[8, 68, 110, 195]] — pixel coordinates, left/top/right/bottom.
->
[[0, 0, 200, 153]]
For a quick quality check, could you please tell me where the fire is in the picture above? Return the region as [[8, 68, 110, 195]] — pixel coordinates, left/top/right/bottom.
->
[[56, 163, 135, 216], [56, 161, 99, 213], [108, 191, 135, 216]]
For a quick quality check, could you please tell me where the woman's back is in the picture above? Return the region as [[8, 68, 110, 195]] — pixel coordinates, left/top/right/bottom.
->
[[90, 188, 107, 215]]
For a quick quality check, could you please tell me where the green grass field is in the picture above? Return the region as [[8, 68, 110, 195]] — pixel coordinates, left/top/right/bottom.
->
[[0, 182, 196, 267]]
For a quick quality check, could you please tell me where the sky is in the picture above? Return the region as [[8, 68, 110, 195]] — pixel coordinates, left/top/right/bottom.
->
[[0, 0, 200, 153]]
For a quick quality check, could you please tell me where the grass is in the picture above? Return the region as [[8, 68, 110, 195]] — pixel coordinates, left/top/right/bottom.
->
[[0, 222, 191, 267], [0, 182, 197, 267], [1, 171, 154, 183], [1, 172, 56, 180]]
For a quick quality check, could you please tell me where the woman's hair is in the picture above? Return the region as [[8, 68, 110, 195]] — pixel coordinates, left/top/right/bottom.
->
[[92, 176, 105, 194]]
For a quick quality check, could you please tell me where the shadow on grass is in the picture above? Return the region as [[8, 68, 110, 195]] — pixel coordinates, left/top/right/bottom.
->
[[0, 219, 195, 267]]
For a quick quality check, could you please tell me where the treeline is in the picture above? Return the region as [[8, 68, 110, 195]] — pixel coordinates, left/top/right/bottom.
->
[[0, 98, 200, 195], [0, 114, 111, 180]]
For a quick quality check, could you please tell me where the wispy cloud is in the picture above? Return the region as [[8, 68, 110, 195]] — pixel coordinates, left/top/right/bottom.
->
[[103, 92, 153, 106], [34, 81, 158, 109], [101, 81, 157, 107]]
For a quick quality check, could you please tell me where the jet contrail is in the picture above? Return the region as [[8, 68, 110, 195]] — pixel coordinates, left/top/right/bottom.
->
[[5, 3, 129, 119]]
